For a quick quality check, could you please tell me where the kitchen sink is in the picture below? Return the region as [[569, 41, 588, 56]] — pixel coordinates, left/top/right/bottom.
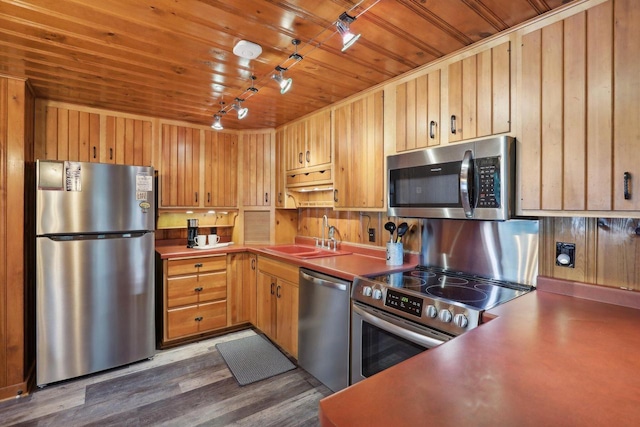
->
[[263, 244, 351, 259]]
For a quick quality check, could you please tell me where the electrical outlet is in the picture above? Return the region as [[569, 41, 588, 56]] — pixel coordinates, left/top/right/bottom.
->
[[368, 228, 376, 242], [555, 242, 575, 268]]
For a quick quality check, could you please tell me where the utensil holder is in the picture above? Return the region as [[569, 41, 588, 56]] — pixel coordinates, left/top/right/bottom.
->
[[386, 242, 403, 266]]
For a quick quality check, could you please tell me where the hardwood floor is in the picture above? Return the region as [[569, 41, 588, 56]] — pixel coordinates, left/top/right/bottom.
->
[[0, 330, 333, 426]]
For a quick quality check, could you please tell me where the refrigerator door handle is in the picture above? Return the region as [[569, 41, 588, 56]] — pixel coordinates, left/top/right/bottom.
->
[[44, 231, 151, 241]]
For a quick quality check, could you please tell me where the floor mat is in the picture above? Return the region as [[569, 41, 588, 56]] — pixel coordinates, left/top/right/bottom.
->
[[215, 334, 295, 386]]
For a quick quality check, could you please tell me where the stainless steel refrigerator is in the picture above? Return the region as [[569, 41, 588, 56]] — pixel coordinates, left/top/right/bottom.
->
[[35, 160, 156, 386]]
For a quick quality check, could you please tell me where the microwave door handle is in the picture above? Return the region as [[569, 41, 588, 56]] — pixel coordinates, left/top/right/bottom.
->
[[460, 150, 473, 218]]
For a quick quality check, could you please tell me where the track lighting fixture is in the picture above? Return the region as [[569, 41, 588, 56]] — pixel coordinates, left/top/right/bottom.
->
[[336, 12, 361, 52], [272, 65, 292, 94], [211, 114, 223, 130], [289, 39, 303, 61], [231, 98, 248, 119]]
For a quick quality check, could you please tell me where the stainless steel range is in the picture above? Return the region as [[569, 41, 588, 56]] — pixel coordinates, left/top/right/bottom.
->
[[351, 218, 538, 384]]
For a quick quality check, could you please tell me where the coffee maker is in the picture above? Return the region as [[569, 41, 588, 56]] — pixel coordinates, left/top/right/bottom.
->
[[187, 218, 199, 248]]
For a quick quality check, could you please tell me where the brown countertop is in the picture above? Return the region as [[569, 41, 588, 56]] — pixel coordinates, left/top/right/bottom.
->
[[155, 238, 419, 281], [319, 277, 640, 427]]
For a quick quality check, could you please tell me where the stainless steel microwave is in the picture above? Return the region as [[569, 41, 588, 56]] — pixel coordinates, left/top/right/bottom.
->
[[387, 136, 515, 220]]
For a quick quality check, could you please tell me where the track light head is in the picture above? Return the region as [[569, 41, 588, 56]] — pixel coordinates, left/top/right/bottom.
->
[[272, 66, 292, 94], [211, 114, 223, 130], [231, 98, 248, 119], [337, 12, 361, 52]]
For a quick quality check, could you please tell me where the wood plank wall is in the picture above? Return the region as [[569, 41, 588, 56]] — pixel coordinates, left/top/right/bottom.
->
[[0, 76, 34, 400]]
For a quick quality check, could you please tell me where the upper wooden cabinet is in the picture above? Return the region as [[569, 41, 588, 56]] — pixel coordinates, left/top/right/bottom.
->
[[160, 124, 201, 208], [395, 69, 441, 152], [448, 41, 511, 142], [39, 104, 152, 165], [519, 0, 640, 213], [203, 129, 238, 208], [104, 115, 152, 166], [242, 131, 273, 207], [284, 109, 331, 173], [334, 90, 385, 210]]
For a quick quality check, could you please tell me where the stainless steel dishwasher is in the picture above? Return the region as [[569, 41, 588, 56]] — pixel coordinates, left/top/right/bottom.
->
[[298, 268, 351, 392]]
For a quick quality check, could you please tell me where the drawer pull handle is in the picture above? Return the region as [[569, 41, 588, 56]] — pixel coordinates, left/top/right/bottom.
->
[[306, 150, 310, 163], [429, 121, 436, 139], [194, 263, 203, 268], [450, 115, 457, 134], [195, 316, 203, 322], [270, 282, 275, 295], [194, 287, 203, 292], [276, 285, 282, 298], [251, 258, 256, 270], [93, 146, 97, 159]]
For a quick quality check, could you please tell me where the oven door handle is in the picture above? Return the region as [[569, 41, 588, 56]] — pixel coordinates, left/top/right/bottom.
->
[[352, 303, 446, 349], [460, 149, 473, 218]]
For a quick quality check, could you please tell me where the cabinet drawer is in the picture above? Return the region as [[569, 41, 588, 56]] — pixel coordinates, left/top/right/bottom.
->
[[258, 257, 299, 284], [167, 271, 227, 308], [166, 300, 227, 339], [286, 169, 332, 186], [167, 255, 226, 275]]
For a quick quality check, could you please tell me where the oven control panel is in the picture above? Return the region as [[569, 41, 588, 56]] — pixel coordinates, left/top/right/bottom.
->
[[353, 282, 480, 336], [385, 289, 422, 317]]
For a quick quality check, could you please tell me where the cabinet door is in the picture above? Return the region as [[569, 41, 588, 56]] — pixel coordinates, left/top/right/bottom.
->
[[334, 90, 385, 209], [306, 109, 332, 168], [395, 69, 441, 152], [242, 132, 273, 207], [275, 278, 298, 358], [256, 270, 276, 339], [43, 106, 100, 162], [160, 124, 201, 207], [447, 42, 510, 142], [613, 0, 640, 211], [284, 120, 306, 172], [104, 116, 152, 166], [275, 128, 287, 208], [519, 0, 639, 213], [226, 252, 257, 326], [204, 129, 238, 208]]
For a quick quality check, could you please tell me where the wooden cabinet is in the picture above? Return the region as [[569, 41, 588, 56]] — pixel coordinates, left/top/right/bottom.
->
[[242, 131, 273, 207], [226, 252, 257, 326], [256, 256, 299, 358], [519, 0, 640, 213], [160, 124, 201, 207], [333, 90, 385, 210], [160, 255, 228, 346], [395, 69, 441, 152], [39, 104, 152, 165], [275, 128, 296, 208], [447, 41, 511, 142], [204, 129, 238, 208], [104, 115, 152, 166], [284, 110, 331, 173]]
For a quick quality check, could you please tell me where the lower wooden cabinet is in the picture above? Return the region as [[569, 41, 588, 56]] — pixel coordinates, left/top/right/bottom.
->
[[158, 254, 228, 346], [256, 256, 299, 358], [226, 252, 257, 326]]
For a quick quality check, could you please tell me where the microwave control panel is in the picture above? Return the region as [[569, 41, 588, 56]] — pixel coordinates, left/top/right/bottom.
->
[[476, 156, 500, 208]]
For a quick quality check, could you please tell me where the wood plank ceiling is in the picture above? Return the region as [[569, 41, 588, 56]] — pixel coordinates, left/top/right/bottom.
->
[[0, 0, 569, 130]]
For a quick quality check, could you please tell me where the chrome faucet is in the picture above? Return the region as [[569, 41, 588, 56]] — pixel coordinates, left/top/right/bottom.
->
[[321, 215, 328, 248]]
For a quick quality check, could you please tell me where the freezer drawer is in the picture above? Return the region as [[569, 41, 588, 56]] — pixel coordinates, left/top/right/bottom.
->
[[36, 232, 155, 386]]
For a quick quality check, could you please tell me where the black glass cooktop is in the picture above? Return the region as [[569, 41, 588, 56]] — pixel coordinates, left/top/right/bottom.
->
[[367, 267, 533, 311]]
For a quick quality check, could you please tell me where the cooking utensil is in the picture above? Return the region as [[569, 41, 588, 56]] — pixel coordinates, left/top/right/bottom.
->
[[384, 221, 396, 242], [395, 222, 409, 242]]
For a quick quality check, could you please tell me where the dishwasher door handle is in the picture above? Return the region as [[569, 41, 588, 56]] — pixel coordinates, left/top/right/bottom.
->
[[300, 270, 348, 291]]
